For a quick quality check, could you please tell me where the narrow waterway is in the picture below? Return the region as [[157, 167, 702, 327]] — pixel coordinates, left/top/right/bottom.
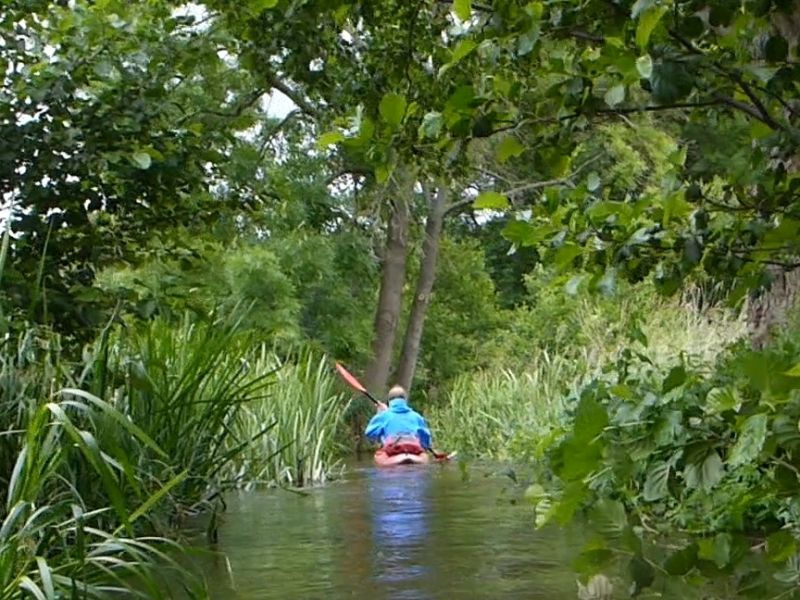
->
[[190, 461, 582, 599]]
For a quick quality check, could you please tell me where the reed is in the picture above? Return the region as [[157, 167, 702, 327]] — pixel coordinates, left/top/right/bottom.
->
[[223, 346, 350, 488], [0, 388, 196, 599]]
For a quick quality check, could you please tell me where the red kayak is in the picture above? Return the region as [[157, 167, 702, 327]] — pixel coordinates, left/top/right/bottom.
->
[[373, 436, 455, 467], [374, 449, 431, 466]]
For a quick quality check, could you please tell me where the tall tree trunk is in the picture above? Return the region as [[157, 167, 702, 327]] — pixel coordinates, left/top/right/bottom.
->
[[747, 265, 800, 349], [364, 180, 412, 396], [395, 182, 448, 392]]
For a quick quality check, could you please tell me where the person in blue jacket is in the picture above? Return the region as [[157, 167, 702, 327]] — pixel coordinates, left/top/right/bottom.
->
[[365, 385, 432, 454]]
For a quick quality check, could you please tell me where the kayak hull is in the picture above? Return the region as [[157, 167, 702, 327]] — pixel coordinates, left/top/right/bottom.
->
[[374, 450, 430, 467]]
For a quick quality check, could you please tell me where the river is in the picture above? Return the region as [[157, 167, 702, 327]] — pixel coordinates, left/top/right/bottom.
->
[[187, 460, 581, 599]]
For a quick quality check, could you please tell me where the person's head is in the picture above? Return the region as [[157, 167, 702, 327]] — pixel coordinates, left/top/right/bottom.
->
[[387, 385, 407, 402]]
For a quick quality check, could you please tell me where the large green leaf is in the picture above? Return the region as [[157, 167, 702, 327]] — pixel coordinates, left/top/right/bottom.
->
[[496, 136, 525, 163], [453, 0, 471, 20], [663, 543, 698, 575], [591, 498, 627, 538], [474, 191, 509, 210], [379, 93, 407, 127], [662, 365, 687, 393], [636, 6, 668, 48], [728, 413, 768, 467], [643, 460, 671, 501], [684, 450, 724, 491], [767, 530, 797, 563]]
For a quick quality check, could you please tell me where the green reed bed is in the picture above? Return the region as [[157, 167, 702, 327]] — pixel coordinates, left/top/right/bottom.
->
[[0, 315, 350, 597], [222, 347, 350, 488], [428, 354, 578, 460]]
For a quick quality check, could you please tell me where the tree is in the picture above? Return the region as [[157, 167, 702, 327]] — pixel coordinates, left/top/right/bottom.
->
[[0, 1, 273, 332]]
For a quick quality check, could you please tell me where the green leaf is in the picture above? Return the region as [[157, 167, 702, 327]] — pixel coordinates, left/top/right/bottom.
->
[[785, 362, 800, 377], [664, 543, 698, 575], [636, 54, 653, 78], [604, 84, 625, 107], [765, 35, 789, 62], [655, 412, 683, 446], [554, 243, 582, 270], [130, 152, 152, 170], [630, 0, 656, 18], [728, 414, 768, 467], [587, 172, 601, 191], [453, 0, 471, 20], [629, 555, 655, 594], [705, 387, 741, 414], [591, 499, 627, 538], [662, 365, 687, 393], [684, 450, 724, 491], [474, 191, 509, 210], [767, 531, 797, 563], [643, 461, 671, 501], [379, 93, 407, 127], [451, 39, 477, 63], [636, 6, 668, 48], [517, 26, 540, 56], [574, 396, 608, 442], [496, 136, 525, 163], [375, 164, 393, 183], [316, 131, 345, 148], [698, 533, 732, 568], [249, 0, 278, 13], [418, 112, 444, 139]]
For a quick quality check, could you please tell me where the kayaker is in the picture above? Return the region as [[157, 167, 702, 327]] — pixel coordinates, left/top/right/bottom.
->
[[365, 385, 432, 456]]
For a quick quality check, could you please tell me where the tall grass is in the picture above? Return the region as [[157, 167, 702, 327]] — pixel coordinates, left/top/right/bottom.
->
[[430, 296, 747, 460], [222, 346, 350, 488], [0, 387, 198, 598], [97, 314, 279, 512], [429, 355, 576, 460], [0, 315, 349, 595]]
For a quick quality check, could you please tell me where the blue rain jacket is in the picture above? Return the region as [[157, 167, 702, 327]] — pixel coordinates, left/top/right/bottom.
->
[[364, 398, 432, 450]]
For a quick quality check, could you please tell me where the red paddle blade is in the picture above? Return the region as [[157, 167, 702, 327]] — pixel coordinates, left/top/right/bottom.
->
[[335, 362, 368, 394]]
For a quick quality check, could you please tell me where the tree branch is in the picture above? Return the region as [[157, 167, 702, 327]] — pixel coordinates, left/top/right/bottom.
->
[[504, 154, 602, 198], [267, 76, 319, 117]]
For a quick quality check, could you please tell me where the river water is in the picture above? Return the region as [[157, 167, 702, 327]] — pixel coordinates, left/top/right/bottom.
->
[[189, 460, 581, 599]]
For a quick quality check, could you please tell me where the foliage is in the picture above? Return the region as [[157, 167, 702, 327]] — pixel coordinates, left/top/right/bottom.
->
[[524, 310, 800, 596], [0, 335, 201, 597], [414, 237, 502, 395], [0, 316, 353, 593], [1, 0, 267, 332], [223, 347, 351, 488], [428, 359, 575, 460], [430, 280, 746, 458]]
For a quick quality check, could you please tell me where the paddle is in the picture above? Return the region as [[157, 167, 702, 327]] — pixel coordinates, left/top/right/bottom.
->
[[333, 362, 455, 461]]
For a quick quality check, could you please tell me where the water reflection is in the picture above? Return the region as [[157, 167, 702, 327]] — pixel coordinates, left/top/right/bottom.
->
[[367, 468, 432, 595], [191, 461, 579, 599]]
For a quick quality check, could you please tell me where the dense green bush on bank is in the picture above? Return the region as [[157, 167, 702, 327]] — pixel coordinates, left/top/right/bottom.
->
[[430, 287, 746, 459]]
